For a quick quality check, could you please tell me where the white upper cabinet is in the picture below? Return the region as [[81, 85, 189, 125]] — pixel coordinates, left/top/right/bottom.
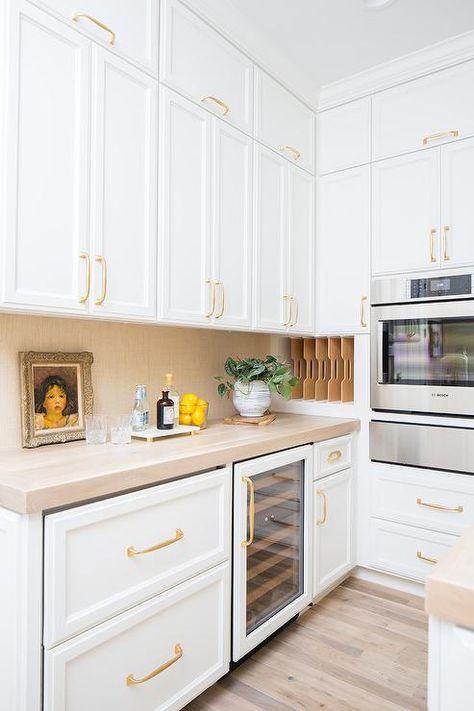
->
[[211, 121, 253, 329], [2, 4, 90, 312], [317, 97, 371, 174], [372, 150, 440, 276], [89, 49, 157, 320], [28, 0, 158, 74], [254, 145, 314, 335], [255, 69, 315, 174], [440, 137, 474, 269], [160, 0, 253, 135], [317, 165, 370, 333], [373, 60, 474, 160], [159, 89, 212, 325]]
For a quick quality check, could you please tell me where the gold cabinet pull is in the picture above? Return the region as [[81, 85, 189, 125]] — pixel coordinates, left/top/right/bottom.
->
[[327, 449, 342, 464], [317, 489, 328, 526], [278, 145, 301, 161], [127, 529, 184, 557], [360, 296, 368, 328], [72, 14, 116, 45], [241, 476, 255, 547], [429, 228, 437, 263], [94, 255, 107, 305], [442, 225, 451, 261], [289, 297, 298, 327], [214, 281, 225, 319], [422, 130, 459, 146], [282, 295, 292, 326], [126, 644, 183, 686], [417, 550, 438, 565], [200, 95, 229, 116], [416, 498, 463, 513], [79, 252, 91, 303], [204, 279, 216, 318]]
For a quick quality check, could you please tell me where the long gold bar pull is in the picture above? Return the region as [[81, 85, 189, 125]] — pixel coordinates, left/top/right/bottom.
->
[[127, 529, 184, 557], [416, 498, 463, 513], [204, 279, 216, 318], [72, 14, 116, 44], [95, 256, 107, 305], [442, 225, 451, 261], [214, 281, 225, 319], [200, 96, 229, 116], [360, 296, 368, 328], [417, 551, 438, 565], [79, 252, 91, 303], [241, 476, 255, 547], [126, 644, 183, 686], [429, 228, 437, 263], [422, 130, 459, 145], [282, 295, 292, 326]]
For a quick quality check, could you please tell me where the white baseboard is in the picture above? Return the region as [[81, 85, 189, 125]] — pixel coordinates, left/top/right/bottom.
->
[[353, 565, 425, 598]]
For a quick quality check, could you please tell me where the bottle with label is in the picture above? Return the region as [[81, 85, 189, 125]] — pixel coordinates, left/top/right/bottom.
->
[[164, 373, 180, 426], [157, 389, 174, 430], [132, 384, 149, 431]]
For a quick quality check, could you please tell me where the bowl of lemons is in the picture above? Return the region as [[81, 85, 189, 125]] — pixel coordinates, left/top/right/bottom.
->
[[179, 393, 209, 429]]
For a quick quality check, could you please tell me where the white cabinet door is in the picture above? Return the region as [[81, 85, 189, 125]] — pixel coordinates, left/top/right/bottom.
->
[[159, 88, 212, 325], [90, 49, 157, 320], [211, 120, 252, 329], [317, 166, 370, 333], [254, 145, 288, 332], [373, 60, 474, 160], [429, 618, 474, 711], [287, 165, 314, 335], [317, 97, 371, 175], [255, 69, 315, 173], [313, 468, 354, 596], [372, 150, 440, 276], [441, 137, 474, 270], [2, 5, 90, 312], [160, 0, 253, 135], [29, 0, 158, 74]]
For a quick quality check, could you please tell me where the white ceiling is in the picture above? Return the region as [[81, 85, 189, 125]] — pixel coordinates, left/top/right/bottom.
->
[[189, 0, 474, 105]]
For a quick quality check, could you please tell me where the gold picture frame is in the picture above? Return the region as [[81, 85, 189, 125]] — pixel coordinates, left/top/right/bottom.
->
[[19, 351, 94, 448]]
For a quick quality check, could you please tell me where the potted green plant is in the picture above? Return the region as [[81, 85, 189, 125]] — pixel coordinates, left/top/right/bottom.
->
[[215, 355, 298, 417]]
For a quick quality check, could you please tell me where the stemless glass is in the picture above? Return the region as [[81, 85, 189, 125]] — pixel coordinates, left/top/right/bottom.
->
[[85, 415, 107, 444], [110, 414, 132, 444]]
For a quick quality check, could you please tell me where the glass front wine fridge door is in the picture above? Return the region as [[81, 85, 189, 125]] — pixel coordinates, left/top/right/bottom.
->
[[233, 445, 313, 661]]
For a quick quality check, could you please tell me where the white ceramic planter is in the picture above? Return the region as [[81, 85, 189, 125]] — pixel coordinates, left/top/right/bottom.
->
[[232, 380, 271, 417]]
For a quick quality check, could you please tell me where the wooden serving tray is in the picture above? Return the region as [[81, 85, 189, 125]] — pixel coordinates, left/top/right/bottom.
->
[[223, 414, 276, 426]]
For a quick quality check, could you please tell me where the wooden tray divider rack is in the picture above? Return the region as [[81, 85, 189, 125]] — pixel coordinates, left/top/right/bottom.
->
[[290, 336, 354, 403]]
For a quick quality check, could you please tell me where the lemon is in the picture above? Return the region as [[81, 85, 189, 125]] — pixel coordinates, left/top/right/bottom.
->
[[179, 413, 192, 425], [181, 393, 198, 406], [191, 409, 206, 427], [179, 403, 195, 415]]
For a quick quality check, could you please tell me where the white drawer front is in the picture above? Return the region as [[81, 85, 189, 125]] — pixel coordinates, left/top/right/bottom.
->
[[44, 468, 231, 647], [370, 519, 458, 582], [44, 563, 230, 711], [314, 435, 352, 480], [160, 0, 253, 134], [372, 463, 474, 535], [255, 69, 314, 173]]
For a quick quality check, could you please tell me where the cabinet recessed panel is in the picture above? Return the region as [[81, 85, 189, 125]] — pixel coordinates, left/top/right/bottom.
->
[[441, 137, 474, 269]]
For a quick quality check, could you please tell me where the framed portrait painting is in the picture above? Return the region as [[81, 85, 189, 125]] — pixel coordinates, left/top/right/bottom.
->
[[19, 351, 93, 448]]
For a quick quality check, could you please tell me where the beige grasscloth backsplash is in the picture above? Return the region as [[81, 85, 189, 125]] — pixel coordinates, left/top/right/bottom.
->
[[0, 313, 271, 449]]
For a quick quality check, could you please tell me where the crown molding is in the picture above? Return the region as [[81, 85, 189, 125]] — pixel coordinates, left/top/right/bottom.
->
[[318, 29, 474, 111]]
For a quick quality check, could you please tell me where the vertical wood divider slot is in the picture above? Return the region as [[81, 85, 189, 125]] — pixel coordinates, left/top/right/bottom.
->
[[328, 337, 343, 402], [315, 337, 329, 400], [303, 338, 316, 400], [290, 338, 304, 399], [341, 337, 354, 403]]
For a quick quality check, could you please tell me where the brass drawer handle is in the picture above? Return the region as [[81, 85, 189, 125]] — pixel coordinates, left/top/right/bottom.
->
[[127, 529, 184, 557], [204, 279, 216, 318], [360, 296, 368, 328], [327, 449, 342, 465], [429, 228, 437, 263], [126, 643, 183, 686], [422, 130, 459, 145], [214, 281, 225, 319], [241, 476, 255, 547], [72, 13, 116, 45], [417, 498, 463, 513], [442, 225, 451, 261], [417, 550, 438, 565], [79, 252, 91, 303], [289, 297, 298, 327], [94, 255, 107, 305], [282, 295, 292, 326], [278, 144, 301, 161], [317, 489, 328, 526], [200, 95, 229, 116]]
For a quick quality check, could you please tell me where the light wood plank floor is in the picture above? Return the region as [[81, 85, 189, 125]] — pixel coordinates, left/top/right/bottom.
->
[[185, 577, 427, 711]]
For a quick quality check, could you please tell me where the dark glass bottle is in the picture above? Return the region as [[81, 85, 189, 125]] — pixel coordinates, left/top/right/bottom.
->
[[157, 388, 174, 430]]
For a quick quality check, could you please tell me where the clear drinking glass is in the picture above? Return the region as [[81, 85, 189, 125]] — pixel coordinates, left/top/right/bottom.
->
[[85, 415, 107, 445], [110, 414, 132, 444]]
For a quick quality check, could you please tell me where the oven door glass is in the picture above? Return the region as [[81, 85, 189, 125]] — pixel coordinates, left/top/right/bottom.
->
[[380, 317, 474, 386]]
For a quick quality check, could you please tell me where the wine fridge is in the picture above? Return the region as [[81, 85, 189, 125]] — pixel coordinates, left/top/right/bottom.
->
[[232, 445, 313, 661]]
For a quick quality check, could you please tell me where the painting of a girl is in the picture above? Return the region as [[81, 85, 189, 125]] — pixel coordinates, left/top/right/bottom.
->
[[34, 374, 79, 431]]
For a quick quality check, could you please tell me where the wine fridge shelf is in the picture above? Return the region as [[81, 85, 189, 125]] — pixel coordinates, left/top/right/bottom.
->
[[290, 336, 354, 403]]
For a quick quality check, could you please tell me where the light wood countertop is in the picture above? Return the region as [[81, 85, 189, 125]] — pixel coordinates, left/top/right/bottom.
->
[[426, 524, 474, 629], [0, 414, 359, 514]]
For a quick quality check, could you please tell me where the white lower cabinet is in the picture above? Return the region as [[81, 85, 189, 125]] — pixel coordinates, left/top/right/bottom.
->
[[428, 617, 474, 711], [313, 468, 354, 597], [44, 563, 231, 711]]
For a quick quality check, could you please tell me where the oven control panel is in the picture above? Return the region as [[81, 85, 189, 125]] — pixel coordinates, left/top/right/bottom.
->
[[408, 274, 472, 299]]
